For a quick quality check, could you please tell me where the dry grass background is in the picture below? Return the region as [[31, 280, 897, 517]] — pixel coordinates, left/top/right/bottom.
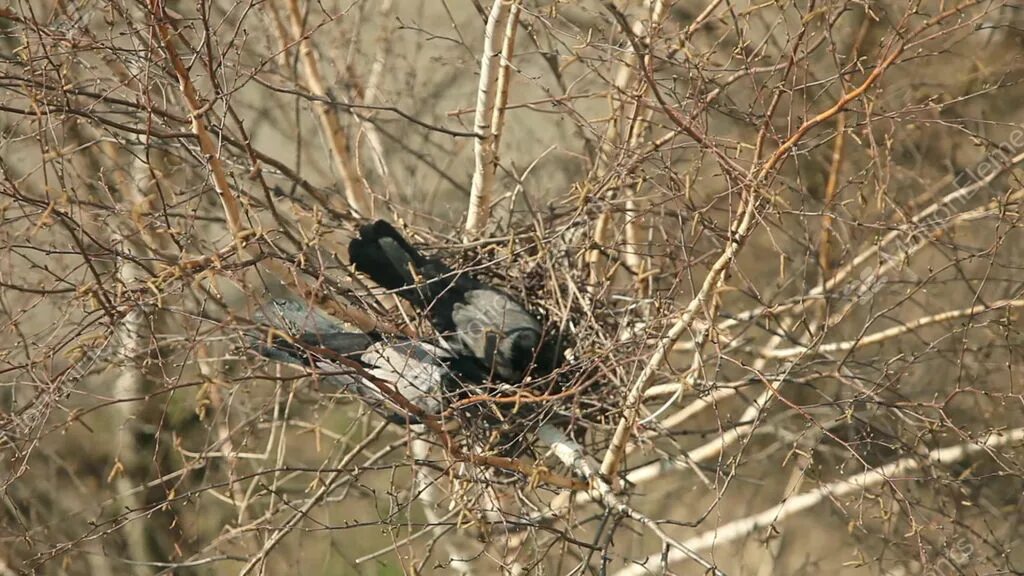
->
[[1, 1, 1024, 574]]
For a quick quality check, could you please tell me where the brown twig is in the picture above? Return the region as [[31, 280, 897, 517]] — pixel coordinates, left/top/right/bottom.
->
[[151, 2, 246, 241], [281, 0, 372, 217]]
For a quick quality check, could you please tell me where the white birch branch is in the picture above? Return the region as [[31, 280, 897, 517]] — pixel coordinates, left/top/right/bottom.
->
[[411, 436, 478, 575], [600, 196, 760, 477], [764, 299, 1024, 359], [357, 0, 394, 183], [283, 0, 372, 217], [539, 424, 725, 576], [613, 427, 1024, 576], [465, 0, 512, 235]]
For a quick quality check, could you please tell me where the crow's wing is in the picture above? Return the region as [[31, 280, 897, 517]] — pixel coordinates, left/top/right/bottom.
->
[[360, 340, 450, 416], [253, 298, 371, 349], [250, 298, 374, 389], [450, 289, 543, 382], [250, 298, 450, 418]]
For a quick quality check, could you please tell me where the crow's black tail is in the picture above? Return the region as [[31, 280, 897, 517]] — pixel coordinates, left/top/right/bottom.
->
[[348, 220, 452, 308]]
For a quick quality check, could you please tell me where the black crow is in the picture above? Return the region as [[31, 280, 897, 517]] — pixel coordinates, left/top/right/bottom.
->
[[348, 220, 559, 383], [250, 298, 455, 422]]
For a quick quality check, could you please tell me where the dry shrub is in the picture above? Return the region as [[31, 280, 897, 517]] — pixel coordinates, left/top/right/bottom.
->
[[1, 1, 1022, 574]]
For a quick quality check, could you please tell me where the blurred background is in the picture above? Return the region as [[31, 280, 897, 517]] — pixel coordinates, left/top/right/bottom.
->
[[1, 0, 1023, 574]]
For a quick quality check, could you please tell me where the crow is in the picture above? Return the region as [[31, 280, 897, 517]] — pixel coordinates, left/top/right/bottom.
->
[[348, 220, 560, 384], [249, 298, 457, 423]]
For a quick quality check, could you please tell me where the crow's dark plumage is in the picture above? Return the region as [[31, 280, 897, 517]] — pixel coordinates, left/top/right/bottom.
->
[[348, 220, 559, 383], [250, 298, 453, 421]]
